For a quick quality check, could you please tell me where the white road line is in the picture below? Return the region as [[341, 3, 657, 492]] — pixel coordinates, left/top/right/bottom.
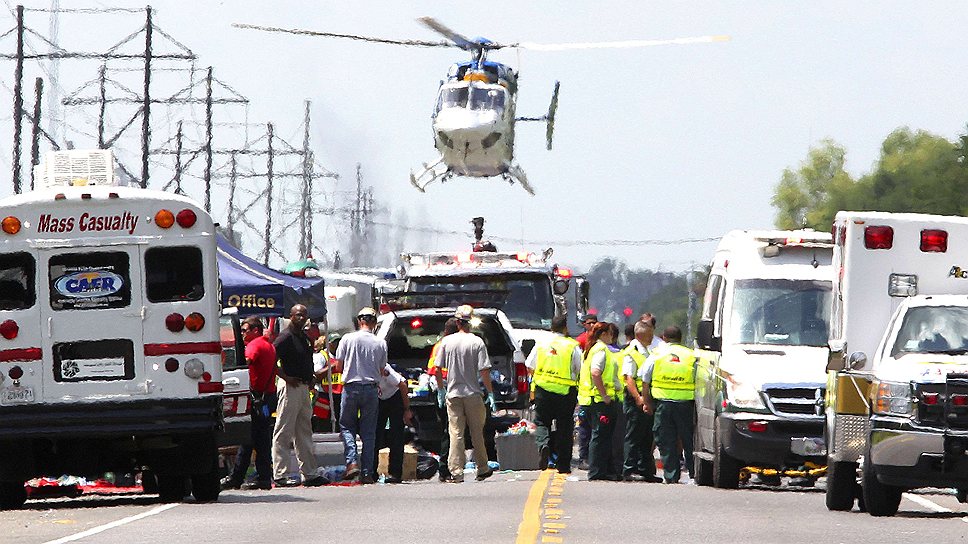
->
[[903, 493, 968, 524], [41, 503, 179, 544]]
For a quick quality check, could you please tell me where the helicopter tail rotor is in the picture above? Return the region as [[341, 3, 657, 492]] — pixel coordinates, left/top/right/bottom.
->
[[545, 81, 560, 151]]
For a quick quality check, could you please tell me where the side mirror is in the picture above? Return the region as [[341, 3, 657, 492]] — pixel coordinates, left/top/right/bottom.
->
[[826, 340, 845, 372], [576, 278, 590, 322], [696, 320, 721, 351], [847, 351, 868, 370], [553, 279, 570, 295]]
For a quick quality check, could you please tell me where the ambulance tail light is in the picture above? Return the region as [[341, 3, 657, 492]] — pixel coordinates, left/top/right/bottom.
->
[[0, 320, 18, 340], [176, 209, 197, 228], [864, 225, 893, 250], [184, 312, 205, 332], [920, 229, 948, 253], [154, 209, 175, 229], [515, 362, 528, 395], [2, 216, 21, 235], [165, 313, 185, 332]]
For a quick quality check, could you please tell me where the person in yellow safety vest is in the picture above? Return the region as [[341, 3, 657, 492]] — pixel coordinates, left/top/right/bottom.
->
[[605, 322, 628, 470], [312, 333, 343, 431], [428, 317, 459, 482], [639, 325, 697, 484], [526, 315, 582, 473], [619, 320, 662, 482], [578, 322, 623, 481]]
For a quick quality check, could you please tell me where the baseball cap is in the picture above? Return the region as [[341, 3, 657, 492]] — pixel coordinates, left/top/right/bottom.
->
[[455, 304, 475, 320], [357, 307, 378, 318], [327, 332, 342, 342]]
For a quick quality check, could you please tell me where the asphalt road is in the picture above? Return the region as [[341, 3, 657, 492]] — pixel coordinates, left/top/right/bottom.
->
[[5, 472, 968, 544]]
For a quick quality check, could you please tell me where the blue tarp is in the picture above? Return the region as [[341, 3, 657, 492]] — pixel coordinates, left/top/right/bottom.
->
[[216, 234, 326, 320]]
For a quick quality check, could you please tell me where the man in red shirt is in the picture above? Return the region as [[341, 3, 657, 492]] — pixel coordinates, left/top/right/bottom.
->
[[222, 316, 277, 490], [575, 314, 598, 350]]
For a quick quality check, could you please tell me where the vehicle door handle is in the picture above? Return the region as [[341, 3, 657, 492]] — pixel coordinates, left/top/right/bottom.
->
[[47, 317, 52, 338], [224, 377, 241, 388]]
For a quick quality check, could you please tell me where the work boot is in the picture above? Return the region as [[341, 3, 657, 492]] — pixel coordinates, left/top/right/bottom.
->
[[343, 463, 360, 481], [475, 469, 494, 481], [303, 474, 330, 487], [220, 476, 242, 490], [538, 445, 551, 470], [273, 477, 301, 488]]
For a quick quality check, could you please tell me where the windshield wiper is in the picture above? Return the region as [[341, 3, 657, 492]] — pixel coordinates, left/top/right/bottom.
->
[[922, 349, 968, 356]]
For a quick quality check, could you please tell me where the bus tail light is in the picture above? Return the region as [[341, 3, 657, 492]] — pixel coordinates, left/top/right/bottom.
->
[[165, 313, 185, 332], [154, 209, 175, 228], [183, 358, 204, 379], [0, 320, 18, 340], [164, 358, 179, 372], [184, 312, 205, 332], [2, 216, 21, 235], [8, 365, 23, 380], [864, 225, 893, 250], [515, 362, 528, 395], [920, 229, 948, 253], [176, 209, 197, 228]]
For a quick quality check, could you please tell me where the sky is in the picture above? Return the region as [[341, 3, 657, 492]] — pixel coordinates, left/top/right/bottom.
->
[[2, 2, 968, 272]]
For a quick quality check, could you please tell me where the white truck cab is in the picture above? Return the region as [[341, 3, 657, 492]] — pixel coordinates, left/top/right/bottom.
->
[[825, 211, 968, 516], [693, 229, 833, 488], [0, 150, 223, 508]]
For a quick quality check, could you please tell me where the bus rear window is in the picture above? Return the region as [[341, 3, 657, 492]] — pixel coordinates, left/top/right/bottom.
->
[[145, 247, 204, 302], [0, 252, 36, 310]]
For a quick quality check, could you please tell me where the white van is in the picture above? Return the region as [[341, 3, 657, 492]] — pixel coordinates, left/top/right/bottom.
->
[[694, 230, 833, 488], [0, 150, 223, 508], [825, 211, 968, 516]]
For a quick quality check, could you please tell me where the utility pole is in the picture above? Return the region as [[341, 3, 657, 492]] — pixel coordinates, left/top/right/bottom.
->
[[263, 123, 274, 266], [29, 77, 43, 191], [11, 5, 24, 194], [299, 100, 312, 257], [140, 6, 152, 188], [46, 0, 60, 145]]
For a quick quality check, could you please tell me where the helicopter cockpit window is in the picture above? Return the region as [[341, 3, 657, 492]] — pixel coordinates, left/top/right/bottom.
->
[[469, 87, 506, 112], [438, 86, 469, 110]]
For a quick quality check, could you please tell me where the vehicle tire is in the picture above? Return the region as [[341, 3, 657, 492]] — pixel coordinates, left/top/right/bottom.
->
[[191, 469, 221, 503], [156, 472, 188, 503], [140, 470, 159, 495], [693, 452, 714, 487], [825, 461, 857, 511], [712, 419, 741, 489], [861, 460, 902, 517], [0, 481, 27, 510]]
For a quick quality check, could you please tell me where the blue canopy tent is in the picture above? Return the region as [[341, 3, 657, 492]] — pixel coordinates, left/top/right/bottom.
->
[[216, 234, 327, 320]]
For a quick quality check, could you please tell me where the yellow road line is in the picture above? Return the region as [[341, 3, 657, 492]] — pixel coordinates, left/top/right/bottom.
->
[[515, 470, 555, 544]]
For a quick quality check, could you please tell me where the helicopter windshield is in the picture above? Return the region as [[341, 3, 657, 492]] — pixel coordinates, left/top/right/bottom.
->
[[469, 86, 506, 113], [438, 85, 469, 110]]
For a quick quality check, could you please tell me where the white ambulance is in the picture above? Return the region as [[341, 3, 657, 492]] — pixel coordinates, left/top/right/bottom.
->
[[825, 211, 968, 516], [693, 230, 833, 488], [0, 150, 223, 508]]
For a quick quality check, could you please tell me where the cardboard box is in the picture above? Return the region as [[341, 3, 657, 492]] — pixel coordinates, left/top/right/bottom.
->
[[496, 433, 540, 471], [378, 445, 418, 480]]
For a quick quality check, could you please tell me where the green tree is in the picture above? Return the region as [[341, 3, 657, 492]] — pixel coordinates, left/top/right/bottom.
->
[[771, 139, 858, 230]]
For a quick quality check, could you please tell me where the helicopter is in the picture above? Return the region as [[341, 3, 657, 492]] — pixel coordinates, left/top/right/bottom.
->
[[233, 18, 728, 195]]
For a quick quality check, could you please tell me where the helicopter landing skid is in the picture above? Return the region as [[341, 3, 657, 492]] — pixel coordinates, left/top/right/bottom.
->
[[503, 163, 535, 195], [410, 158, 451, 192]]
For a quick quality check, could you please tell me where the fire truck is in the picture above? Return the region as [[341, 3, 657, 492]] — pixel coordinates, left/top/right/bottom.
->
[[0, 150, 223, 508]]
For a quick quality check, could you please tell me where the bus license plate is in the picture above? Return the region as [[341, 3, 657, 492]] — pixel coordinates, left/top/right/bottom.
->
[[2, 386, 34, 405], [791, 437, 826, 456]]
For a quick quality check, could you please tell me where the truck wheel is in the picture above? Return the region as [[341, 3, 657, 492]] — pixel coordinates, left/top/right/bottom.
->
[[861, 461, 902, 517], [190, 437, 221, 503], [712, 419, 740, 489], [0, 481, 27, 510], [156, 472, 188, 503], [825, 461, 858, 511], [693, 452, 714, 487]]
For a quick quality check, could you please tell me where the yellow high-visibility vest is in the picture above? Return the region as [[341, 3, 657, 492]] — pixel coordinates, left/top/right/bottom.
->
[[620, 344, 647, 394], [532, 335, 580, 395], [650, 343, 697, 401], [578, 341, 618, 405]]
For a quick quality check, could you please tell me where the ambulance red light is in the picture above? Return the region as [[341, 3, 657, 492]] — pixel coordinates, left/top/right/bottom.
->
[[164, 358, 179, 372], [165, 313, 185, 332], [154, 209, 175, 229], [2, 216, 21, 235], [184, 312, 205, 332], [747, 421, 768, 433], [952, 394, 968, 407], [0, 320, 18, 340], [922, 392, 939, 405], [864, 225, 893, 250], [516, 252, 529, 262], [202, 371, 212, 382], [920, 229, 947, 253], [8, 365, 23, 380], [410, 318, 423, 329], [176, 208, 197, 228], [557, 268, 573, 279]]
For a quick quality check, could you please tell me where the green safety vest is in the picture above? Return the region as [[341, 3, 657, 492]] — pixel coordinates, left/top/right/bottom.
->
[[650, 343, 697, 401], [578, 341, 619, 406], [620, 344, 647, 394], [532, 335, 580, 395]]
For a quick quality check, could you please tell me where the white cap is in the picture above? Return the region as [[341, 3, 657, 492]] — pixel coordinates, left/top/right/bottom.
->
[[357, 307, 377, 318], [455, 304, 475, 320]]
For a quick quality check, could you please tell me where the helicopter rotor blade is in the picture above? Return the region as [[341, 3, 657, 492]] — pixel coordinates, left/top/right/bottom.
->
[[508, 34, 730, 51], [416, 16, 480, 52], [232, 23, 454, 48]]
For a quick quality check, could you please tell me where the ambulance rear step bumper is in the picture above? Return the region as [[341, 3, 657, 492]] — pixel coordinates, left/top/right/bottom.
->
[[0, 397, 223, 439]]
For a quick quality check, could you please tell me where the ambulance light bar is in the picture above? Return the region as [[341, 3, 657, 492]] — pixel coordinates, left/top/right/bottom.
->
[[403, 251, 546, 267], [889, 273, 918, 297]]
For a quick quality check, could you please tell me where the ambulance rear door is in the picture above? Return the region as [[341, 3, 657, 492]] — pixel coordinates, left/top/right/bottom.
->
[[38, 245, 146, 402]]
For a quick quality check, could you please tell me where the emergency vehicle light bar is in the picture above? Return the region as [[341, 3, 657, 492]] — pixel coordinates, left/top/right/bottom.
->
[[402, 251, 546, 267]]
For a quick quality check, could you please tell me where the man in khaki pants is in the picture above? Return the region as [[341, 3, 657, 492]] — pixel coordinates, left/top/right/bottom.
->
[[434, 305, 497, 483]]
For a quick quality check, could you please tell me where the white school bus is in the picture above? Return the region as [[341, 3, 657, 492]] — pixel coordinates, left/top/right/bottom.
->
[[0, 150, 223, 508]]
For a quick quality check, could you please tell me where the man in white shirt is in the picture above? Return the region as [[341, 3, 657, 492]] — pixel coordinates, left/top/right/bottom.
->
[[619, 320, 661, 482], [376, 364, 412, 484]]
